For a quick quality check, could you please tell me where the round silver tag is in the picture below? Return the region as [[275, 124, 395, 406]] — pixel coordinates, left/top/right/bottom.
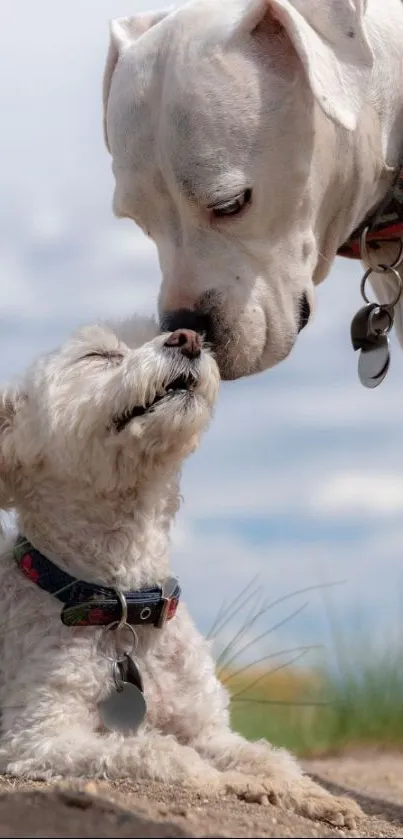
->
[[358, 339, 390, 388], [99, 683, 147, 734]]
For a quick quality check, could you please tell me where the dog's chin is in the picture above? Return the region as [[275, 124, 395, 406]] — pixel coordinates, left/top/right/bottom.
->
[[111, 382, 213, 438], [153, 391, 211, 432], [215, 331, 297, 380], [115, 390, 212, 464]]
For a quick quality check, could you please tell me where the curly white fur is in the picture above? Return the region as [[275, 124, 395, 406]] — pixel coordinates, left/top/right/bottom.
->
[[0, 315, 360, 827]]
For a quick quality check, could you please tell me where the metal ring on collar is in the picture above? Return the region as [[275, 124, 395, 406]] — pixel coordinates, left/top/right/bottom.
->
[[100, 621, 138, 663], [367, 306, 394, 336], [360, 266, 403, 308], [115, 589, 128, 629], [360, 227, 403, 272]]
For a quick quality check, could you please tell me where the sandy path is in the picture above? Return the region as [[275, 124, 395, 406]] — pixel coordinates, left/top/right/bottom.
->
[[1, 754, 403, 837]]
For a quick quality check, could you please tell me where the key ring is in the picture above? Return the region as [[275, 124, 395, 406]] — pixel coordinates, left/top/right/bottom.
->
[[98, 621, 138, 663], [367, 306, 394, 336], [360, 226, 403, 272], [360, 266, 403, 308]]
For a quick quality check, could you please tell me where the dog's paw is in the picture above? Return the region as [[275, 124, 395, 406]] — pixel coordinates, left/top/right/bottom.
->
[[221, 770, 274, 804], [222, 771, 362, 829], [182, 770, 267, 802], [293, 779, 362, 829]]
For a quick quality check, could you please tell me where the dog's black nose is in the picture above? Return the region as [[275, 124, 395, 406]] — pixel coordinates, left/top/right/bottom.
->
[[161, 309, 212, 341], [164, 328, 202, 359]]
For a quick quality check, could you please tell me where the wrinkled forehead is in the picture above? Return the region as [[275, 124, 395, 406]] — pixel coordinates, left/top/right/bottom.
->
[[109, 9, 294, 196], [161, 52, 264, 198]]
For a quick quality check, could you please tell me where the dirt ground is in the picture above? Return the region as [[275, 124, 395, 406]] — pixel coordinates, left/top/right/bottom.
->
[[1, 753, 403, 838]]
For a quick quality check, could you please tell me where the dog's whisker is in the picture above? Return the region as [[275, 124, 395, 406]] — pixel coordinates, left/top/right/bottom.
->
[[317, 250, 332, 266]]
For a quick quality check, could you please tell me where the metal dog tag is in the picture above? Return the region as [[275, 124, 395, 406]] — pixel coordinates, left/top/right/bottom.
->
[[350, 304, 392, 388], [121, 653, 144, 692], [358, 339, 390, 388], [99, 657, 146, 734], [350, 304, 378, 351]]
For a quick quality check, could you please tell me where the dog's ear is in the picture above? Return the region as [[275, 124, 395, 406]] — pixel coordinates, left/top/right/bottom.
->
[[103, 10, 172, 152], [239, 0, 373, 130], [0, 389, 20, 509]]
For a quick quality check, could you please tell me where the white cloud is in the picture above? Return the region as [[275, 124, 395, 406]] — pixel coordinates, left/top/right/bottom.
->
[[0, 248, 37, 316], [29, 207, 67, 245], [179, 466, 403, 522], [311, 471, 403, 518]]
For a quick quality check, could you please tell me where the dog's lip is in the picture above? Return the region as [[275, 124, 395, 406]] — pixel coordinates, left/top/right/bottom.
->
[[298, 294, 311, 333], [112, 371, 198, 432]]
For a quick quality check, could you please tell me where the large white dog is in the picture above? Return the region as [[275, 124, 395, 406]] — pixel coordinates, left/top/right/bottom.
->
[[103, 0, 403, 379], [0, 317, 360, 827]]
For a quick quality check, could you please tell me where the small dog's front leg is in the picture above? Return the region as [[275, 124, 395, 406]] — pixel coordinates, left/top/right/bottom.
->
[[193, 729, 362, 828], [0, 708, 223, 792]]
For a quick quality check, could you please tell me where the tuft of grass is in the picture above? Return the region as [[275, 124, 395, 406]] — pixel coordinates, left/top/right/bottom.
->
[[212, 578, 403, 756], [227, 654, 403, 756]]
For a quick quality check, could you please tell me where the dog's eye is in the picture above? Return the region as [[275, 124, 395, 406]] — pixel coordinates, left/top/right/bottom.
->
[[211, 189, 252, 218], [79, 351, 123, 365]]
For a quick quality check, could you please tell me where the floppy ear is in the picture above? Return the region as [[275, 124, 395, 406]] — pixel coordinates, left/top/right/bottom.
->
[[0, 389, 20, 509], [103, 9, 172, 151], [240, 0, 373, 130]]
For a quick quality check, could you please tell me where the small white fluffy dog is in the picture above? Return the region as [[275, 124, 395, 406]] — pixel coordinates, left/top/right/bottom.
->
[[0, 316, 360, 827]]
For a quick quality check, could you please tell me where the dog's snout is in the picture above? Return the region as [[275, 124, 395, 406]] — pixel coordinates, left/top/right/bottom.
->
[[161, 309, 212, 341], [164, 328, 202, 359]]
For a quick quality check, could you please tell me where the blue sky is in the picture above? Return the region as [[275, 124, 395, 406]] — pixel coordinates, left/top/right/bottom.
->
[[2, 0, 403, 670]]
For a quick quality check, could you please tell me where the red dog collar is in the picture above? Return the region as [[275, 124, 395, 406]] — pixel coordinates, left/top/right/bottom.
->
[[338, 168, 403, 260]]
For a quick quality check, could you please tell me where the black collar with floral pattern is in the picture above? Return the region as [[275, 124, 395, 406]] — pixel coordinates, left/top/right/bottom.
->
[[14, 536, 180, 628]]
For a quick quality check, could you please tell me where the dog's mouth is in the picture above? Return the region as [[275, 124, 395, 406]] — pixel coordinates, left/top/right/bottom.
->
[[112, 372, 198, 433]]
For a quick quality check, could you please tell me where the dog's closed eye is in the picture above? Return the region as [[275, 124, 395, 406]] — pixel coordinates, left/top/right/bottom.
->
[[78, 351, 124, 365]]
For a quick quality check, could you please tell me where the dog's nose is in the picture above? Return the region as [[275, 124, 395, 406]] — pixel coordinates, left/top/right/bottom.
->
[[164, 329, 202, 359], [161, 309, 212, 342]]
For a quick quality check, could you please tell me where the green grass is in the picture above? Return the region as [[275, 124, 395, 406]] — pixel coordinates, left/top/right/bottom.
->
[[211, 578, 403, 756], [228, 654, 403, 756]]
